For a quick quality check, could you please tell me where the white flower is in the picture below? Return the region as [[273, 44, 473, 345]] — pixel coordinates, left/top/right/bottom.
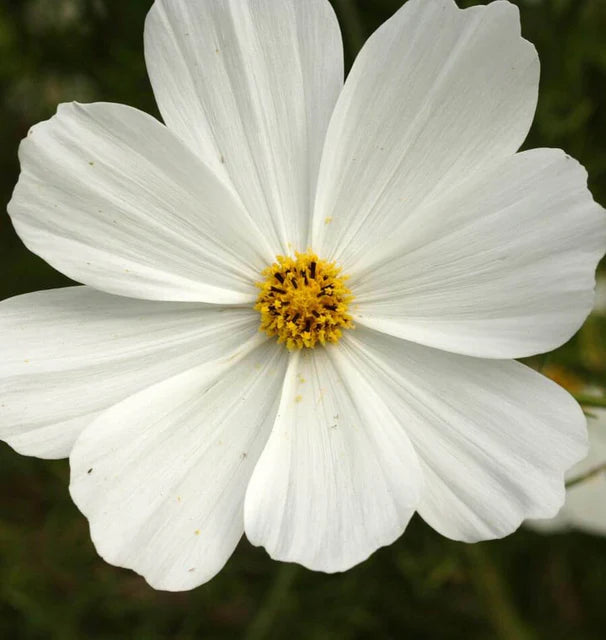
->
[[2, 0, 605, 591], [528, 409, 606, 536]]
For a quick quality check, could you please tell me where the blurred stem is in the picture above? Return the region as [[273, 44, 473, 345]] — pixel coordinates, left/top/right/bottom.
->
[[464, 545, 536, 640], [333, 0, 365, 57], [245, 563, 299, 640], [573, 394, 606, 408], [567, 463, 606, 489]]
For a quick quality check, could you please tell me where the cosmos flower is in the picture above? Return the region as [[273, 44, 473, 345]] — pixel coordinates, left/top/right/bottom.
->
[[528, 409, 606, 536], [2, 0, 605, 591]]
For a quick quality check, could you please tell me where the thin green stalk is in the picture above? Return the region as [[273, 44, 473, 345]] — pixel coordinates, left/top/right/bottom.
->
[[464, 544, 536, 640], [245, 563, 299, 640], [566, 463, 606, 489], [573, 394, 606, 408]]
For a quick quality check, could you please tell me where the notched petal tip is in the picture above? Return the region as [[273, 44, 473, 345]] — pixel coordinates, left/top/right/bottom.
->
[[68, 340, 287, 592], [243, 346, 421, 574]]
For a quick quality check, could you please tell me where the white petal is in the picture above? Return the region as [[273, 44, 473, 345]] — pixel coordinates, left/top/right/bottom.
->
[[529, 409, 606, 535], [145, 0, 344, 252], [9, 102, 273, 304], [0, 286, 259, 459], [342, 328, 587, 542], [312, 0, 539, 264], [244, 347, 422, 573], [352, 149, 606, 358], [70, 339, 287, 591]]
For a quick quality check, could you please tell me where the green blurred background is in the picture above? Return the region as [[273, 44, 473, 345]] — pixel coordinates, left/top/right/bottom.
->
[[1, 0, 605, 638]]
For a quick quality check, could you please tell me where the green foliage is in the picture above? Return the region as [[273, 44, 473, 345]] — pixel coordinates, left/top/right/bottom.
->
[[0, 1, 605, 638]]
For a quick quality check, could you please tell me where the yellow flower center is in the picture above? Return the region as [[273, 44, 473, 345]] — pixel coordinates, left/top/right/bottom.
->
[[255, 250, 354, 350]]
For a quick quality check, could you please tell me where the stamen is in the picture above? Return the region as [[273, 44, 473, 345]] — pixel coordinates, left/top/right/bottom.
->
[[255, 250, 354, 350]]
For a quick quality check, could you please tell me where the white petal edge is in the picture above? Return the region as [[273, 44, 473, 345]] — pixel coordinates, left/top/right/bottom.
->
[[351, 149, 606, 359], [9, 102, 274, 304], [528, 409, 606, 536], [341, 328, 588, 542], [244, 346, 422, 573], [145, 0, 344, 253], [312, 0, 540, 265], [70, 337, 287, 591], [0, 286, 260, 459]]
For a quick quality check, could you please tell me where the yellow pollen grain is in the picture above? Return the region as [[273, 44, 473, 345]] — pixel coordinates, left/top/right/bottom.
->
[[295, 395, 303, 403], [255, 250, 354, 350]]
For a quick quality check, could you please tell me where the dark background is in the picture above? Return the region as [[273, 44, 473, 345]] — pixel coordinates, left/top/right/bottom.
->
[[1, 0, 605, 638]]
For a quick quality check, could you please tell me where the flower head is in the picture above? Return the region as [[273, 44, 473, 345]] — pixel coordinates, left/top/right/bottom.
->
[[2, 0, 605, 591], [255, 250, 354, 350]]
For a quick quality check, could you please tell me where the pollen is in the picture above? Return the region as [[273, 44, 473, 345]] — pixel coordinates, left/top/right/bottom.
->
[[255, 250, 354, 350]]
